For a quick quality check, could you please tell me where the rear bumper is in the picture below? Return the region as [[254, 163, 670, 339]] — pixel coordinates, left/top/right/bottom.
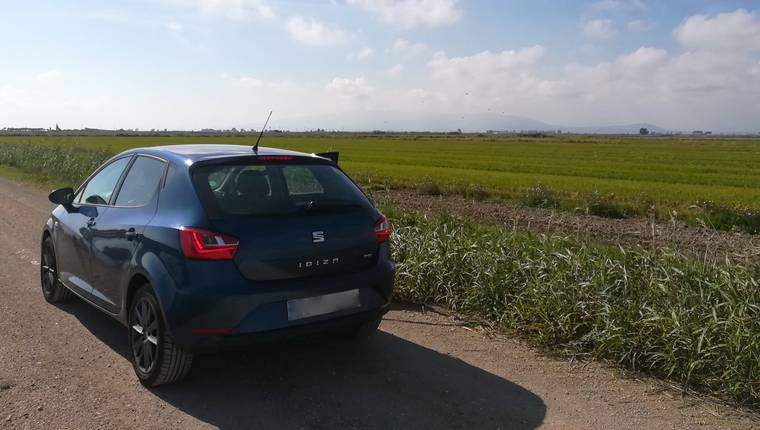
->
[[163, 257, 395, 352], [189, 304, 390, 353]]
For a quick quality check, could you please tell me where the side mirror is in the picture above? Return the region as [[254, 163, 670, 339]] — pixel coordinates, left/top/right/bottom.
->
[[48, 187, 75, 206]]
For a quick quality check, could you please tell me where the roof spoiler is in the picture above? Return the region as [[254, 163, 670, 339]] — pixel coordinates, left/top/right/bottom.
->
[[316, 152, 339, 164]]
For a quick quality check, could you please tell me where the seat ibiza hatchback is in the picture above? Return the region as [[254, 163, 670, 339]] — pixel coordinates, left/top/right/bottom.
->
[[40, 145, 394, 386]]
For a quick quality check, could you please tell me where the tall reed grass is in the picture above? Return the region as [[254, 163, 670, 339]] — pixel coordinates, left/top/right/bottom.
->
[[388, 210, 760, 406], [0, 142, 110, 186]]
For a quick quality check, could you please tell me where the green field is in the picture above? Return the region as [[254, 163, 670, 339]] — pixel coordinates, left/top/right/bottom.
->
[[1, 134, 759, 222]]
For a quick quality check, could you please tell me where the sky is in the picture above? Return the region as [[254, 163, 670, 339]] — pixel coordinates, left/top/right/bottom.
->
[[1, 0, 760, 132]]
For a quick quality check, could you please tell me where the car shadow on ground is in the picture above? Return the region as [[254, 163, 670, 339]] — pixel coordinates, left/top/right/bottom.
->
[[56, 298, 546, 429]]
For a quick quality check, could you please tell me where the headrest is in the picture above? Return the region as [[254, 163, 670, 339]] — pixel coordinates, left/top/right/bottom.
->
[[237, 170, 270, 198]]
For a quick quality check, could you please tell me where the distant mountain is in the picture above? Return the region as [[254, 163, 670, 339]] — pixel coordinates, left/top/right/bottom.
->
[[272, 111, 668, 134]]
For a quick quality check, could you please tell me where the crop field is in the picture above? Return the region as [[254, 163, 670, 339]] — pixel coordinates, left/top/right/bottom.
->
[[1, 134, 759, 230]]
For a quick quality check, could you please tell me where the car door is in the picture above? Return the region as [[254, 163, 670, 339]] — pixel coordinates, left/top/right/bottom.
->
[[54, 156, 132, 299], [88, 155, 167, 313]]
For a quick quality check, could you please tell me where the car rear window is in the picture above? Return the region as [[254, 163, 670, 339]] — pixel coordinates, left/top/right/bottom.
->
[[192, 162, 372, 217]]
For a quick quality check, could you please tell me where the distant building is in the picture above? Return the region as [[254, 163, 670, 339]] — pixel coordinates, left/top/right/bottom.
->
[[4, 127, 46, 134]]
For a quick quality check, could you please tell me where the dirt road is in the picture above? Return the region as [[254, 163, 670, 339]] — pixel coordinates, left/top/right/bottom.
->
[[0, 176, 756, 429]]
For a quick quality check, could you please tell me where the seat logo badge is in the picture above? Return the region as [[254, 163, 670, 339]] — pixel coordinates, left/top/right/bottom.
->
[[312, 231, 325, 243]]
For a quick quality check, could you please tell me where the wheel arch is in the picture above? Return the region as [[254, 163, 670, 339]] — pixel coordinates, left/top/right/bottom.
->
[[40, 225, 55, 263], [123, 253, 179, 336], [41, 216, 55, 244], [125, 273, 151, 317]]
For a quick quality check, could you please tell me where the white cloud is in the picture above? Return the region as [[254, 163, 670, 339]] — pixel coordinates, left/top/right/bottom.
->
[[388, 38, 429, 59], [37, 69, 62, 82], [403, 87, 446, 105], [429, 46, 546, 81], [346, 0, 461, 28], [427, 46, 550, 107], [222, 73, 263, 88], [326, 77, 373, 100], [287, 16, 349, 46], [166, 20, 183, 32], [627, 19, 652, 31], [581, 19, 615, 40], [617, 46, 667, 71], [356, 47, 373, 60], [674, 9, 760, 53], [416, 37, 760, 131], [658, 51, 755, 95], [387, 64, 404, 77], [390, 38, 423, 52]]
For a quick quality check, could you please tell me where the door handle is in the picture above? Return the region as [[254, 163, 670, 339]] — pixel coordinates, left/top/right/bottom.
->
[[125, 228, 138, 241], [86, 218, 96, 228]]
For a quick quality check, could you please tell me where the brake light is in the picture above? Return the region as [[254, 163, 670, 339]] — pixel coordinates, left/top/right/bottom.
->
[[179, 227, 239, 260], [257, 155, 294, 161], [374, 215, 391, 243]]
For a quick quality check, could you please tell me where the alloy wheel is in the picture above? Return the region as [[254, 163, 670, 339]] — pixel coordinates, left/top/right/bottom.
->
[[130, 298, 160, 374], [40, 242, 57, 296]]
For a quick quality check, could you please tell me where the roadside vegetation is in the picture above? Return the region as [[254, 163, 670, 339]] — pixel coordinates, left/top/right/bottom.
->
[[1, 133, 758, 233], [697, 201, 760, 235], [0, 141, 109, 186], [387, 208, 760, 407]]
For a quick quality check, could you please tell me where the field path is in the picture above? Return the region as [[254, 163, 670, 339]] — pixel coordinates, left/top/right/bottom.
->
[[0, 176, 756, 429]]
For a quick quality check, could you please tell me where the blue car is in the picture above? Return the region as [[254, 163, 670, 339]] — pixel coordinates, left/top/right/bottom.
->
[[40, 144, 395, 386]]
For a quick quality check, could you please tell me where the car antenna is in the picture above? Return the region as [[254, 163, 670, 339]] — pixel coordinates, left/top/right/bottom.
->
[[253, 110, 273, 153]]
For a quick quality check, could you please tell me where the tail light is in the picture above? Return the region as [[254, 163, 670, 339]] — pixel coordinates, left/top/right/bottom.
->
[[374, 214, 391, 243], [179, 227, 239, 260]]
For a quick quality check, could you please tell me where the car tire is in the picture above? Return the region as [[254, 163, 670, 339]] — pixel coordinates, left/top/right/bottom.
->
[[128, 285, 193, 387], [339, 316, 382, 340], [40, 236, 74, 303]]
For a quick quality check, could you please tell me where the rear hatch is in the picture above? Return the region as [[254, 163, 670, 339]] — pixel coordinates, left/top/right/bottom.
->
[[191, 156, 381, 281]]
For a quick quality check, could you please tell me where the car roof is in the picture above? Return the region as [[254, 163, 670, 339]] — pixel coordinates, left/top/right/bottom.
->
[[120, 144, 324, 165]]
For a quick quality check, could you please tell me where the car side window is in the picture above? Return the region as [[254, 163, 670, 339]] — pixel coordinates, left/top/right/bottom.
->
[[114, 156, 166, 207], [79, 157, 131, 205]]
